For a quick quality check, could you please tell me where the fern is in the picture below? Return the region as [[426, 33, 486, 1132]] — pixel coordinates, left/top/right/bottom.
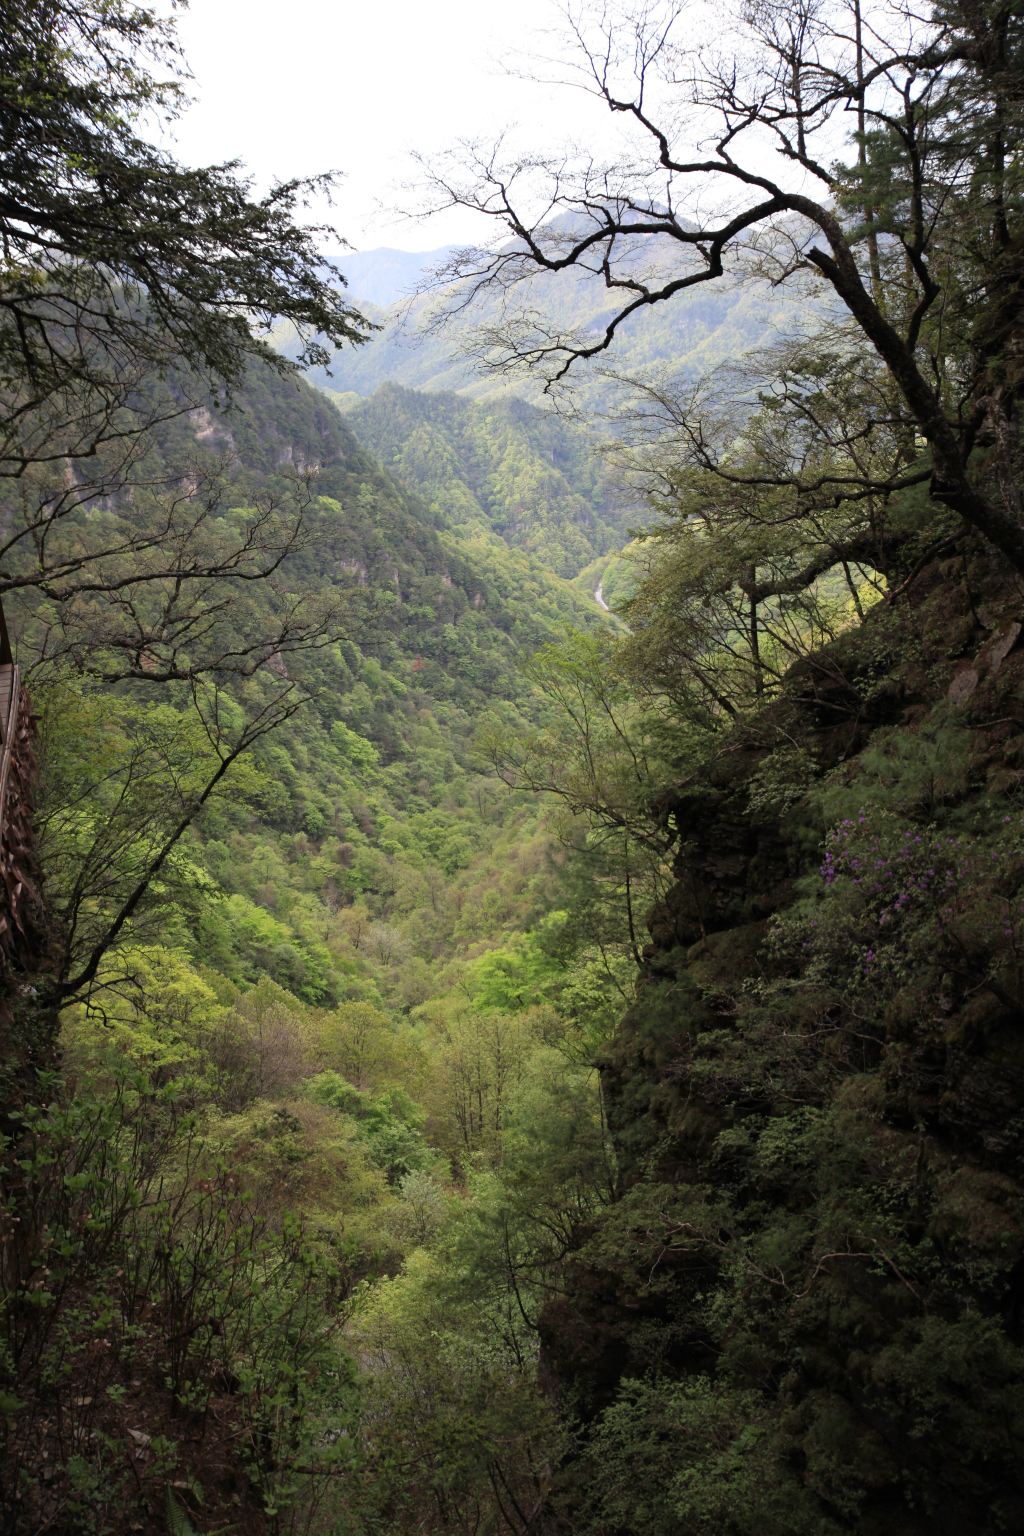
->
[[165, 1489, 199, 1536]]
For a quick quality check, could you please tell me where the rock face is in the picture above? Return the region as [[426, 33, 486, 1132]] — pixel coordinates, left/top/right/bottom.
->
[[542, 540, 1024, 1535]]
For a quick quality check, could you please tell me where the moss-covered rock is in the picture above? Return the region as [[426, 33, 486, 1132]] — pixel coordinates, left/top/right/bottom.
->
[[545, 535, 1024, 1532]]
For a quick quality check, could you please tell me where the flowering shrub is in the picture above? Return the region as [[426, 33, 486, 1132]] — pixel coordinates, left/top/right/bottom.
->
[[770, 808, 1024, 1002]]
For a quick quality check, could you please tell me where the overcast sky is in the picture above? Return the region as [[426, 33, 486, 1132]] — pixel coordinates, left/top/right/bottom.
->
[[164, 0, 618, 253]]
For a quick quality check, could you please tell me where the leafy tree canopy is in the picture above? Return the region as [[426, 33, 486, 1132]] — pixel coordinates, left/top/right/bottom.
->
[[0, 0, 372, 467], [423, 0, 1024, 566]]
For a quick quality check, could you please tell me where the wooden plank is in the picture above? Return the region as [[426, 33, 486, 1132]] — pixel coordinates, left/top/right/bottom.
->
[[0, 668, 12, 745], [0, 600, 13, 667], [0, 666, 21, 840]]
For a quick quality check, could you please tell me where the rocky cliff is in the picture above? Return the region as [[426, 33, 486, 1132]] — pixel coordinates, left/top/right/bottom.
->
[[542, 535, 1024, 1534]]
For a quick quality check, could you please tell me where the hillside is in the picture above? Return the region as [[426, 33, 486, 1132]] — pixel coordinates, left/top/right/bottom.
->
[[3, 2, 1023, 1531], [10, 359, 609, 1000], [280, 217, 816, 405], [0, 348, 640, 1534], [541, 535, 1024, 1534], [344, 381, 641, 576], [7, 204, 1021, 1536]]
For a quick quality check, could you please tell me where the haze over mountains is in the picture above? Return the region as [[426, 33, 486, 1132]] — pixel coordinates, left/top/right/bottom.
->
[[331, 245, 459, 308], [295, 220, 816, 406], [286, 224, 818, 591]]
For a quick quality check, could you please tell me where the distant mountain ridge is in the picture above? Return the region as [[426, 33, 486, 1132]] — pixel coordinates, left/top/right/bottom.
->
[[327, 245, 458, 308], [291, 216, 818, 404]]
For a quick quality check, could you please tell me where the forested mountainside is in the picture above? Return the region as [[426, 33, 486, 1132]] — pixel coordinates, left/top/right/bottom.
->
[[545, 536, 1024, 1534], [344, 383, 637, 576], [281, 216, 809, 404], [1, 348, 637, 1534], [4, 0, 1024, 1534], [5, 357, 610, 1013]]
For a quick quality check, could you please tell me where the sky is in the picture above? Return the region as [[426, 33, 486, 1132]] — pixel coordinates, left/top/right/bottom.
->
[[163, 0, 619, 253]]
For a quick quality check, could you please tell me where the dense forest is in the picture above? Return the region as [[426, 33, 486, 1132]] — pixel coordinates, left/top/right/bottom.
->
[[1, 1, 1023, 1534]]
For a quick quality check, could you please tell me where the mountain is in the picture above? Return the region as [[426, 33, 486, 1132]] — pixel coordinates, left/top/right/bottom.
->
[[4, 357, 606, 1010], [10, 273, 1024, 1536], [286, 217, 817, 405], [0, 348, 628, 1531], [540, 539, 1024, 1533], [344, 381, 642, 577], [326, 244, 458, 308]]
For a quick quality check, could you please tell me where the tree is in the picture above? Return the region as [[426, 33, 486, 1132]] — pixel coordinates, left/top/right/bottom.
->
[[34, 676, 317, 999], [0, 0, 370, 467], [481, 628, 682, 845], [319, 1001, 409, 1090], [607, 336, 895, 721], [0, 0, 371, 1003], [0, 0, 372, 654], [0, 0, 372, 719], [421, 0, 1024, 567]]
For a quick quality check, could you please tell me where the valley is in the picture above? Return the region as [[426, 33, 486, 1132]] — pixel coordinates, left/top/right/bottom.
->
[[1, 2, 1023, 1534]]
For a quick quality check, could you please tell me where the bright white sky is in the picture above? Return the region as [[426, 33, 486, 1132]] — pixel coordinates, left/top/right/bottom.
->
[[164, 0, 619, 252]]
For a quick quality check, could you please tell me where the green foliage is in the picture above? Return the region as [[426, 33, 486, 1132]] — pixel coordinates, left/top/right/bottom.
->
[[165, 1491, 199, 1536], [305, 1071, 434, 1185], [768, 804, 1024, 1005], [0, 0, 370, 415], [348, 382, 637, 576], [0, 1058, 359, 1533], [463, 931, 563, 1011], [568, 1377, 810, 1536], [480, 626, 686, 846], [543, 555, 1024, 1530], [349, 1244, 563, 1534], [11, 4, 1024, 1527], [2, 324, 646, 1527]]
